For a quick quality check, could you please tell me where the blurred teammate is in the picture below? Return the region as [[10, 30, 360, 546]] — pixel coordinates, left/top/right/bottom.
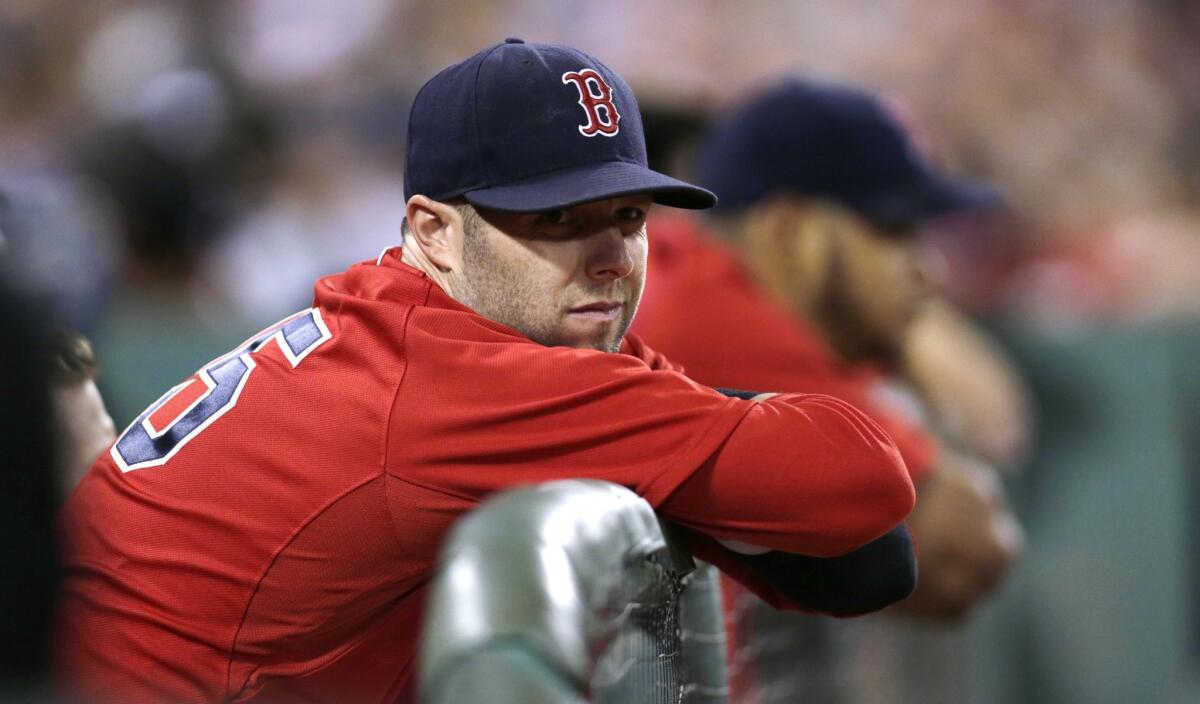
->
[[44, 329, 116, 498], [632, 79, 1025, 699], [56, 42, 919, 704]]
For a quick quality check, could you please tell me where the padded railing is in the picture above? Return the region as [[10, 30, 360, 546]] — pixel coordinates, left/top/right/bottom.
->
[[419, 479, 729, 704]]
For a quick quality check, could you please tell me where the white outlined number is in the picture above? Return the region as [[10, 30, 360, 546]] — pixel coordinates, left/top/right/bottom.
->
[[112, 308, 332, 473]]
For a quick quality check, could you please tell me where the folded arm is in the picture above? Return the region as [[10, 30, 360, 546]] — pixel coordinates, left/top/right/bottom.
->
[[661, 391, 914, 557], [657, 387, 918, 614]]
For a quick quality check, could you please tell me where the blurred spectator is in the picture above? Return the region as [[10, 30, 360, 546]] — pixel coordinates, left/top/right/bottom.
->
[[0, 4, 119, 329], [4, 0, 1199, 332], [79, 120, 252, 427], [74, 52, 286, 423], [200, 127, 408, 328]]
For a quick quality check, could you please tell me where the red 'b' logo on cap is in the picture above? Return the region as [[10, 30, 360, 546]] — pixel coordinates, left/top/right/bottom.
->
[[562, 69, 621, 137]]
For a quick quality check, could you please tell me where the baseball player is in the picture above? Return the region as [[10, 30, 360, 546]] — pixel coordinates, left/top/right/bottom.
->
[[632, 78, 1024, 700], [55, 42, 918, 704]]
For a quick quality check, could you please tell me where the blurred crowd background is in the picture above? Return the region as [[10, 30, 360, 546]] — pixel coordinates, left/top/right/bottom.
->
[[2, 1, 1198, 702]]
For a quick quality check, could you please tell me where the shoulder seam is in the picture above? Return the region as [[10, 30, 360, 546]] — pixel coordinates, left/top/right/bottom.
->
[[223, 474, 383, 698], [379, 303, 417, 547]]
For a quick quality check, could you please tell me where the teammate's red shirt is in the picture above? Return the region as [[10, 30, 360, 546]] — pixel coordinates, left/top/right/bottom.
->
[[56, 249, 912, 703], [632, 213, 938, 483], [631, 213, 938, 700]]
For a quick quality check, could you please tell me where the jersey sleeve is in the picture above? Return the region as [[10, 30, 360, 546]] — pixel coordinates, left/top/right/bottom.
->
[[871, 402, 938, 484], [659, 393, 914, 557], [391, 311, 913, 557], [809, 374, 940, 485], [682, 351, 939, 486], [391, 321, 754, 509]]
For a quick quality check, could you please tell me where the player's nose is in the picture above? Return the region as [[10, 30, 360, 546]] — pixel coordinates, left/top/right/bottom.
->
[[585, 226, 636, 282]]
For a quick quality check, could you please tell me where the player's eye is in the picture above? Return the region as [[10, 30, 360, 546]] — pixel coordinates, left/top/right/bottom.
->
[[615, 206, 645, 221], [537, 209, 569, 225]]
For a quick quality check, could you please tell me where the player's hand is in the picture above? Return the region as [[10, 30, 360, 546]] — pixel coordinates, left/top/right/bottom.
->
[[893, 452, 1023, 621]]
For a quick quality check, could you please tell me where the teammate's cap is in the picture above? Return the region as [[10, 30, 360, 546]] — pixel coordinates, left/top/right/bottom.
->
[[404, 38, 716, 212], [696, 79, 1000, 226]]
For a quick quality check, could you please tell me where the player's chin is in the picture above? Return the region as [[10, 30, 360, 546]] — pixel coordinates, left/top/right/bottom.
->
[[560, 322, 626, 353], [570, 333, 621, 353], [561, 312, 615, 340]]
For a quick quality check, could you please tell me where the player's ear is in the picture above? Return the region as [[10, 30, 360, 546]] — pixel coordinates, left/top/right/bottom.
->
[[734, 197, 820, 309], [791, 202, 837, 281], [740, 196, 832, 312], [405, 196, 466, 272], [786, 202, 839, 313]]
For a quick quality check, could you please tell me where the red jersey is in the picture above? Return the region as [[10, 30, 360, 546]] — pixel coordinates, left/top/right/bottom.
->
[[56, 249, 912, 703], [633, 213, 938, 483]]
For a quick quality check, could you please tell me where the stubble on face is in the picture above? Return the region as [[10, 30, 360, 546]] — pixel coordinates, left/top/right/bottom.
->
[[455, 212, 643, 353]]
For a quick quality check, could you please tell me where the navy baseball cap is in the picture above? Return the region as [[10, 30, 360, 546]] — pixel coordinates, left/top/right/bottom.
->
[[404, 38, 716, 212], [696, 79, 1000, 226]]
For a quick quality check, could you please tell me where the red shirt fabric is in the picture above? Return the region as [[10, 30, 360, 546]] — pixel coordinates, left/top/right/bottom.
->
[[632, 213, 938, 483], [56, 249, 912, 704]]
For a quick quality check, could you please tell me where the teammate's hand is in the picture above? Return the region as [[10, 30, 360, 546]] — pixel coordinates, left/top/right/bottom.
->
[[893, 452, 1023, 621]]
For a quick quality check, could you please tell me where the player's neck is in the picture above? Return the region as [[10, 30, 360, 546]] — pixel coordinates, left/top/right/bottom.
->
[[400, 240, 457, 298]]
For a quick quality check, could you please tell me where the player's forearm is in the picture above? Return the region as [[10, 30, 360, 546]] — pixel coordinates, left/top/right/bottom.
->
[[662, 392, 915, 558], [730, 523, 917, 616]]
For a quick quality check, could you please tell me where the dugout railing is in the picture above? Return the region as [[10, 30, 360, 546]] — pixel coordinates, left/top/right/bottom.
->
[[419, 479, 729, 704]]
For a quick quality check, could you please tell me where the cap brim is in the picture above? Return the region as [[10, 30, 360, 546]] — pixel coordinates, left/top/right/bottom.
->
[[850, 171, 1003, 227], [462, 160, 716, 212]]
